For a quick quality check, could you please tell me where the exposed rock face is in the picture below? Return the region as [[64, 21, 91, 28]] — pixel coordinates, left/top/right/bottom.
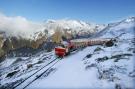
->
[[0, 32, 47, 60], [0, 33, 6, 58]]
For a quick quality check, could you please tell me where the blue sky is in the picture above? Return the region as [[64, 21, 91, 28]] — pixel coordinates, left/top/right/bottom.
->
[[0, 0, 135, 23]]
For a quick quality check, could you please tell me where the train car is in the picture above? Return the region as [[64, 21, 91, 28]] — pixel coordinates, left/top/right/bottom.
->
[[87, 38, 112, 46], [55, 47, 67, 57], [54, 41, 74, 57], [70, 39, 88, 48], [54, 38, 115, 57]]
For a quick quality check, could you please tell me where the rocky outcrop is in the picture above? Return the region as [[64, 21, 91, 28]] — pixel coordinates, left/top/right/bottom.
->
[[0, 32, 47, 60], [0, 34, 6, 58]]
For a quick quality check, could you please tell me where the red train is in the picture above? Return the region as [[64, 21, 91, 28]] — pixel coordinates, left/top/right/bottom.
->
[[55, 38, 114, 57]]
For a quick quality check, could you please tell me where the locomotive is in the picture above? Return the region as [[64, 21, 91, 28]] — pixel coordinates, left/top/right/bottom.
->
[[55, 38, 115, 57]]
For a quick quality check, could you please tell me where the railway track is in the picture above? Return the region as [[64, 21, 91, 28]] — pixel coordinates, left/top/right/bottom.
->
[[13, 47, 82, 89], [13, 57, 61, 89]]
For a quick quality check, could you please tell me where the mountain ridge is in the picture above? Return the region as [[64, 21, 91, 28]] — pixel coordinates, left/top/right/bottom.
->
[[0, 17, 135, 60]]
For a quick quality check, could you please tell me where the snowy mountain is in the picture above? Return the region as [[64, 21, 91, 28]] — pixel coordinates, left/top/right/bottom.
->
[[95, 17, 135, 38], [0, 17, 135, 89], [43, 19, 106, 43], [0, 14, 106, 59], [0, 13, 105, 40], [45, 19, 105, 35]]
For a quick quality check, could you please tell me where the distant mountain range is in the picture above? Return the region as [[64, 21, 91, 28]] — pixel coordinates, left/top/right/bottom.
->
[[0, 17, 135, 60]]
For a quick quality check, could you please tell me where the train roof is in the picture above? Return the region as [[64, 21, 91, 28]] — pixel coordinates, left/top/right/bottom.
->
[[62, 41, 69, 46], [70, 38, 111, 42]]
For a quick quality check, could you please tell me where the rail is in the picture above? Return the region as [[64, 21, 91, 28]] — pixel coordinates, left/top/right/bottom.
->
[[13, 57, 61, 89]]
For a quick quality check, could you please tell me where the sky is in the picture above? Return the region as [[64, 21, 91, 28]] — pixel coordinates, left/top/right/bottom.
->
[[0, 0, 135, 24]]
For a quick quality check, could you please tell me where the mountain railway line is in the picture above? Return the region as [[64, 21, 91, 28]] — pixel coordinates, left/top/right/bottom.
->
[[55, 38, 116, 57], [13, 45, 85, 89], [12, 38, 115, 89]]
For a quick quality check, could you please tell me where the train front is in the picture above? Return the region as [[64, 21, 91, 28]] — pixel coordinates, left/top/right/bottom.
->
[[54, 41, 69, 57]]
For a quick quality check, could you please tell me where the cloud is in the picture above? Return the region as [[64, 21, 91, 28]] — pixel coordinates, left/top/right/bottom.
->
[[0, 13, 44, 39]]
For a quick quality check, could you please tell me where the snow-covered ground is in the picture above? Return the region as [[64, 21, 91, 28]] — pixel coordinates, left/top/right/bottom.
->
[[26, 44, 135, 89], [0, 51, 56, 89], [25, 47, 112, 89]]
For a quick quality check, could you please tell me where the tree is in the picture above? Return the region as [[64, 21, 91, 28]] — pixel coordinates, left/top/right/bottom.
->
[[52, 26, 63, 43]]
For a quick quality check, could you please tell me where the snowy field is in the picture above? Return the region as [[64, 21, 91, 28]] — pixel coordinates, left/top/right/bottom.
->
[[26, 43, 135, 89]]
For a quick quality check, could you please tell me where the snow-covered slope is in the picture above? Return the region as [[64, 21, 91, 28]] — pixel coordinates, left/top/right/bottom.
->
[[96, 17, 135, 39]]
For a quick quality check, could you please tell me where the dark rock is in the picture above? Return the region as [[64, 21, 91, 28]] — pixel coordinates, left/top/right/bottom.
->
[[96, 56, 109, 62], [129, 70, 135, 77], [114, 65, 127, 74], [0, 79, 23, 89], [128, 48, 134, 51], [85, 63, 97, 70], [98, 68, 116, 82], [86, 54, 92, 58], [105, 40, 114, 47], [111, 53, 133, 62], [115, 84, 121, 89], [94, 47, 103, 52], [133, 49, 135, 53], [6, 70, 19, 78], [0, 55, 6, 63], [27, 64, 33, 69], [36, 60, 43, 64]]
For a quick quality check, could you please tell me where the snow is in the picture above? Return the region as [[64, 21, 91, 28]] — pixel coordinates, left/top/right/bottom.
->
[[26, 47, 103, 89], [16, 59, 59, 89], [100, 17, 135, 38], [0, 51, 55, 86], [0, 57, 28, 69], [45, 19, 106, 36], [26, 43, 134, 89]]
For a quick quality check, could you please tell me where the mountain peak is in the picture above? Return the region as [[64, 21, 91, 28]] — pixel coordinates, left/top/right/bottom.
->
[[123, 16, 135, 23]]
